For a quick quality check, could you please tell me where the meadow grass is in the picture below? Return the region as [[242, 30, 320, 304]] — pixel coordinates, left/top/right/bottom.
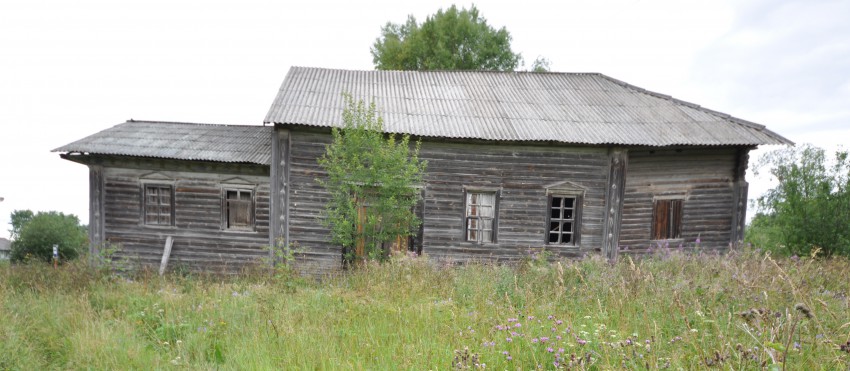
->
[[1, 249, 849, 370]]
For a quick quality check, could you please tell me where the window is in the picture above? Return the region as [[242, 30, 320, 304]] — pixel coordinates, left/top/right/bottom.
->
[[652, 198, 683, 240], [143, 185, 173, 226], [224, 189, 253, 230], [465, 191, 497, 243], [547, 195, 579, 244]]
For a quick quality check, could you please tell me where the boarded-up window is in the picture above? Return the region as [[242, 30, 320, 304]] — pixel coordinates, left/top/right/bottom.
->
[[652, 199, 683, 240], [547, 195, 579, 244], [465, 191, 496, 243], [225, 189, 253, 230], [143, 185, 173, 226]]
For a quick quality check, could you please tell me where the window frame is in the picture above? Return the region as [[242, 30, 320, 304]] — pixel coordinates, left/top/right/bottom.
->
[[140, 183, 175, 227], [651, 196, 684, 241], [462, 187, 500, 244], [221, 187, 256, 231], [545, 193, 582, 246]]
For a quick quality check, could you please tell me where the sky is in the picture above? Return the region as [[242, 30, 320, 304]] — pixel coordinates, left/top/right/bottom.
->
[[1, 0, 848, 239]]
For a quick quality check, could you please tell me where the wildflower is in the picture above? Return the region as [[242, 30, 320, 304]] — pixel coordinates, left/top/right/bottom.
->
[[695, 236, 701, 244], [508, 318, 517, 323], [625, 338, 632, 345], [511, 331, 518, 337], [556, 335, 562, 340], [795, 303, 813, 319], [794, 342, 801, 350], [540, 337, 549, 343], [495, 325, 505, 331], [514, 323, 522, 328], [506, 356, 512, 361], [506, 337, 512, 342], [554, 361, 559, 367], [502, 351, 509, 355], [552, 327, 557, 332], [527, 315, 535, 320], [577, 338, 587, 345], [548, 315, 554, 320], [547, 347, 554, 353], [556, 320, 563, 325], [532, 338, 539, 343], [558, 348, 564, 353]]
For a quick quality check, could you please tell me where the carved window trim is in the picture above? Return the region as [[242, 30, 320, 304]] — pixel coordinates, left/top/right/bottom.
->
[[546, 194, 582, 245], [222, 187, 255, 231], [463, 187, 500, 244], [141, 183, 175, 227]]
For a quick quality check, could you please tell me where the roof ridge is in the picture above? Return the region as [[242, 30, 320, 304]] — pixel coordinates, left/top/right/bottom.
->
[[125, 119, 264, 128]]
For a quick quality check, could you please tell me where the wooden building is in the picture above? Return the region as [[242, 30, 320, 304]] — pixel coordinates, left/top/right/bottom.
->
[[56, 67, 791, 273]]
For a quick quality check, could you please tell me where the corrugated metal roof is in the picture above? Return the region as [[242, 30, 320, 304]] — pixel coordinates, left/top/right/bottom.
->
[[264, 67, 792, 146], [53, 120, 272, 165]]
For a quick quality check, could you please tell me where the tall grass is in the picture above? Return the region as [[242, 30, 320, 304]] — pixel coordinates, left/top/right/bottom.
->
[[1, 249, 849, 369]]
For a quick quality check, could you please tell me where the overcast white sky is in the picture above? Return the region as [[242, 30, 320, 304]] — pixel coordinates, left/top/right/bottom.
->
[[1, 0, 848, 239]]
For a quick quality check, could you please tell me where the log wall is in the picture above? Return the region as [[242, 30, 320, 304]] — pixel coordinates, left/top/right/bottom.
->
[[98, 163, 270, 274], [283, 129, 609, 272], [618, 147, 739, 254]]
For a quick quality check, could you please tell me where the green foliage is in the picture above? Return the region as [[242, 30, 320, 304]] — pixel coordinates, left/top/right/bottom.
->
[[10, 210, 87, 263], [530, 56, 552, 72], [1, 251, 849, 369], [748, 145, 850, 256], [8, 209, 33, 240], [371, 5, 522, 71], [317, 95, 427, 262]]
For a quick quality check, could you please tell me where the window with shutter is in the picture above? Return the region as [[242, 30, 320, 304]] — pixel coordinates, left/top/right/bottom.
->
[[652, 199, 683, 240]]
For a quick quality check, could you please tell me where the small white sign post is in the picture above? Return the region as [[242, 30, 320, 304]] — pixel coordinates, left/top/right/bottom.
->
[[52, 244, 59, 268]]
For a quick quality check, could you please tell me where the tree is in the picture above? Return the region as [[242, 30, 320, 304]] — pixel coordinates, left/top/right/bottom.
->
[[371, 5, 522, 71], [747, 145, 850, 256], [531, 56, 552, 72], [8, 209, 34, 240], [318, 95, 427, 263], [10, 211, 88, 263]]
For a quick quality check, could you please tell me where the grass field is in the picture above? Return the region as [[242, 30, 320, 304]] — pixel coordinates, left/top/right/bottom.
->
[[1, 249, 849, 369]]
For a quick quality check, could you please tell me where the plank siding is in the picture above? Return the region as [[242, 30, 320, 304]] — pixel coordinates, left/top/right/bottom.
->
[[284, 129, 609, 272], [101, 165, 270, 274], [619, 148, 739, 254]]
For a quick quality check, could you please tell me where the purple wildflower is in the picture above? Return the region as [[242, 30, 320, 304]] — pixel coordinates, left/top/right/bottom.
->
[[556, 320, 563, 325], [506, 356, 512, 361], [508, 318, 517, 323], [528, 315, 535, 320], [548, 315, 554, 320], [514, 323, 522, 328], [532, 338, 539, 343], [506, 337, 512, 342], [558, 348, 565, 353], [556, 335, 562, 340], [547, 347, 554, 353], [540, 337, 549, 343], [577, 338, 587, 345]]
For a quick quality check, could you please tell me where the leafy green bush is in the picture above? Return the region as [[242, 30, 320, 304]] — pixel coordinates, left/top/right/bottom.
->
[[747, 145, 850, 256], [318, 95, 427, 263], [10, 210, 87, 262]]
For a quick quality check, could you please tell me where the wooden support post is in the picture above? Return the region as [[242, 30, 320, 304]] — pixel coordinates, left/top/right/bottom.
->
[[159, 236, 173, 276], [729, 148, 751, 245], [602, 148, 628, 263], [88, 165, 105, 260], [269, 127, 291, 265]]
